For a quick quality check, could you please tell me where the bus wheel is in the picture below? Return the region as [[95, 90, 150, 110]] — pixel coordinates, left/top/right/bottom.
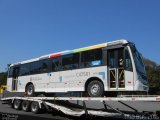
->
[[22, 100, 30, 112], [13, 99, 22, 110], [87, 80, 104, 97], [31, 101, 40, 114], [26, 84, 35, 97]]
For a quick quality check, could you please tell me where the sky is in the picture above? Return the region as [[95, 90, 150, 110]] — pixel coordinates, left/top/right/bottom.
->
[[0, 0, 160, 72]]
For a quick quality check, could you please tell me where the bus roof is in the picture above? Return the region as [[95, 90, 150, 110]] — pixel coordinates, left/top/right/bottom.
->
[[10, 39, 128, 67]]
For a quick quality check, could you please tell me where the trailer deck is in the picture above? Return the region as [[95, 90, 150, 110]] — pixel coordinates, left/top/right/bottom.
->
[[1, 96, 160, 119]]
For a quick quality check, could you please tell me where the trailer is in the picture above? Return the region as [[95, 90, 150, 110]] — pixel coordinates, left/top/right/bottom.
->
[[1, 95, 160, 120]]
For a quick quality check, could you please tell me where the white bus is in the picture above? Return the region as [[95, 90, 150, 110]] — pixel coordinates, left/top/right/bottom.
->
[[7, 39, 148, 97]]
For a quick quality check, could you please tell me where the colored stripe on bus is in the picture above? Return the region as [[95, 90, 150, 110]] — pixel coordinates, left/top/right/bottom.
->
[[61, 51, 73, 55], [50, 53, 61, 58], [73, 43, 106, 53], [50, 43, 107, 58]]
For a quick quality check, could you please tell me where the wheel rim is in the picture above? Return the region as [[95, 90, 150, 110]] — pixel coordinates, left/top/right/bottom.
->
[[32, 102, 38, 112], [14, 100, 20, 109], [27, 86, 33, 95], [22, 102, 27, 110], [90, 84, 100, 96]]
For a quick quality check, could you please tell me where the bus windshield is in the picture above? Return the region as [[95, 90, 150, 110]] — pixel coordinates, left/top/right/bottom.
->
[[130, 44, 148, 85]]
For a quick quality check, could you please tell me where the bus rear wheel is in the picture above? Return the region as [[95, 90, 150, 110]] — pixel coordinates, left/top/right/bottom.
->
[[26, 84, 35, 97], [87, 80, 104, 97]]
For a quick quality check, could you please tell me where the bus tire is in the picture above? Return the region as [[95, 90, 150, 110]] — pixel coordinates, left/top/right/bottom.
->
[[26, 84, 35, 97], [13, 99, 22, 110], [87, 80, 104, 97], [31, 101, 40, 114], [22, 100, 30, 112]]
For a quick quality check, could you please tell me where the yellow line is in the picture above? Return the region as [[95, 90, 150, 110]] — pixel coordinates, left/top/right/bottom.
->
[[119, 69, 124, 79], [111, 70, 116, 79]]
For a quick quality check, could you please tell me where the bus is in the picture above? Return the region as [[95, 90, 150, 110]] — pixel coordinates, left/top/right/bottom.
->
[[6, 39, 148, 97]]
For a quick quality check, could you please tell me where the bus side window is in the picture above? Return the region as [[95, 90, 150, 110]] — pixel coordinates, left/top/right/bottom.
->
[[13, 67, 20, 78], [30, 61, 41, 74], [40, 59, 49, 73], [81, 48, 102, 68], [52, 57, 61, 72], [62, 53, 79, 70], [8, 67, 13, 78], [125, 49, 133, 71], [19, 64, 30, 76]]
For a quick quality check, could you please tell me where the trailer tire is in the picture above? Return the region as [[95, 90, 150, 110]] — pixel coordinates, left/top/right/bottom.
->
[[87, 80, 104, 97], [13, 99, 22, 110], [31, 101, 40, 114], [22, 100, 30, 112]]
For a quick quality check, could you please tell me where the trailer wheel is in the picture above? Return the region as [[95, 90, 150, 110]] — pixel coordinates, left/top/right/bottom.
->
[[26, 84, 35, 96], [22, 100, 30, 112], [13, 99, 22, 110], [31, 101, 40, 114], [87, 80, 104, 97]]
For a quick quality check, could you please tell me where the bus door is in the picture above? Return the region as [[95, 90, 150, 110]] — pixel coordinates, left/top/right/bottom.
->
[[108, 48, 125, 90], [124, 46, 134, 90], [12, 67, 19, 91]]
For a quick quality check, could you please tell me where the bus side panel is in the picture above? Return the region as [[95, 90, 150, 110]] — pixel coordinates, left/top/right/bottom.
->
[[59, 66, 108, 92], [127, 46, 139, 91], [7, 78, 12, 92], [17, 73, 49, 93], [125, 71, 134, 90], [29, 73, 49, 92], [48, 72, 60, 92], [60, 69, 86, 92], [17, 76, 29, 92]]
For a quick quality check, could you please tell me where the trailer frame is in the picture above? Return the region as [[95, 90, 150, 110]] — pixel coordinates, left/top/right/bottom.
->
[[1, 96, 160, 119]]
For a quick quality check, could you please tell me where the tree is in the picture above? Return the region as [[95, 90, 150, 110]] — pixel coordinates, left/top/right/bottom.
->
[[0, 72, 7, 85], [143, 58, 160, 94]]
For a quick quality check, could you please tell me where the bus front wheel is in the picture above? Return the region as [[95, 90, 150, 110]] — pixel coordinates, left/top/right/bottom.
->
[[87, 80, 104, 97]]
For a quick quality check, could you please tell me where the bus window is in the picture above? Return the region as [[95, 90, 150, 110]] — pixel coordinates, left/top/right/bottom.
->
[[8, 67, 13, 78], [118, 49, 124, 68], [40, 59, 50, 73], [125, 49, 132, 71], [30, 61, 41, 74], [108, 51, 116, 68], [81, 48, 102, 68], [13, 67, 20, 78], [19, 64, 30, 76], [62, 53, 79, 70], [52, 57, 61, 72]]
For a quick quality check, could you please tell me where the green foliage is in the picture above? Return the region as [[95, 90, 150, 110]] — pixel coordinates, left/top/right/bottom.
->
[[143, 57, 157, 68], [0, 72, 7, 85], [143, 58, 160, 94]]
